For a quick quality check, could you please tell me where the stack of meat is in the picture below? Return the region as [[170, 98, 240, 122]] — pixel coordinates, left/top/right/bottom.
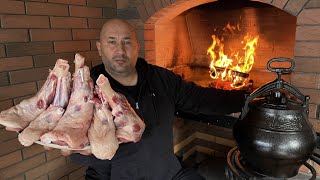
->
[[0, 54, 145, 160]]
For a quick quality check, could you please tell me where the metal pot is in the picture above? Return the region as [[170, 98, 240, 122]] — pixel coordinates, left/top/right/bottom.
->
[[233, 58, 317, 178]]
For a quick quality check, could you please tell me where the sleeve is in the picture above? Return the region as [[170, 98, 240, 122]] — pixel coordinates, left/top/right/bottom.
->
[[166, 71, 246, 116]]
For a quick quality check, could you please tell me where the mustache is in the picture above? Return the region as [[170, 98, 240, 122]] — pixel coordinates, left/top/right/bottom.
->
[[112, 55, 129, 60]]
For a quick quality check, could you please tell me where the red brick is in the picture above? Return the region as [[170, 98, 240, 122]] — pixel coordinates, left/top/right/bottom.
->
[[1, 15, 49, 28], [152, 0, 163, 12], [103, 7, 117, 18], [0, 56, 33, 72], [37, 80, 46, 90], [290, 72, 320, 89], [295, 42, 320, 57], [34, 53, 74, 67], [0, 44, 5, 57], [271, 0, 288, 9], [160, 0, 171, 7], [0, 1, 25, 14], [6, 42, 53, 57], [13, 94, 33, 105], [297, 9, 320, 25], [46, 149, 63, 161], [26, 2, 68, 16], [9, 67, 51, 84], [0, 29, 28, 43], [88, 18, 107, 28], [0, 153, 46, 179], [50, 17, 88, 28], [144, 0, 156, 16], [0, 126, 18, 142], [54, 41, 90, 53], [72, 29, 100, 40], [144, 30, 155, 40], [145, 41, 155, 51], [90, 40, 98, 50], [22, 144, 47, 159], [0, 99, 12, 112], [25, 156, 66, 180], [0, 151, 22, 169], [88, 0, 116, 8], [47, 0, 86, 5], [144, 24, 155, 30], [116, 0, 129, 9], [305, 0, 320, 8], [0, 82, 37, 101], [0, 72, 9, 86], [30, 29, 72, 42], [137, 5, 149, 22], [296, 26, 320, 41], [92, 60, 102, 67], [77, 51, 100, 62], [309, 118, 320, 133], [145, 50, 155, 61], [0, 138, 24, 156], [69, 6, 103, 18], [284, 0, 309, 16], [48, 161, 83, 180], [294, 57, 320, 73], [10, 174, 25, 180]]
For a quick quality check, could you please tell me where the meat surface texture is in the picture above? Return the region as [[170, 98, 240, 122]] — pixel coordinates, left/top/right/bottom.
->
[[18, 59, 71, 146], [0, 59, 67, 131], [18, 105, 65, 146], [40, 54, 94, 149], [88, 102, 119, 160], [96, 74, 145, 143]]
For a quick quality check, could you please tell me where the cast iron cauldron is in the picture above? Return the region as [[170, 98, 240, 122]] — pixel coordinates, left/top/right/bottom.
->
[[233, 58, 317, 178]]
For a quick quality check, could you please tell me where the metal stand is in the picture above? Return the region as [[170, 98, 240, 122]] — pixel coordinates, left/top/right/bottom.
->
[[225, 147, 318, 180]]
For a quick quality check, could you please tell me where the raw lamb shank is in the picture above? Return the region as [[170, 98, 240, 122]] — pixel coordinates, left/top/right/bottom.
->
[[18, 59, 71, 146], [40, 54, 94, 149], [88, 102, 119, 160], [0, 59, 66, 131], [96, 74, 145, 143]]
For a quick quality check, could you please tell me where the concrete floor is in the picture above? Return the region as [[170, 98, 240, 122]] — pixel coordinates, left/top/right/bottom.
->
[[183, 152, 319, 180]]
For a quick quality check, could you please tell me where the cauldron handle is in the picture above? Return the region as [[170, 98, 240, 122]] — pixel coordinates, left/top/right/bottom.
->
[[240, 58, 308, 120]]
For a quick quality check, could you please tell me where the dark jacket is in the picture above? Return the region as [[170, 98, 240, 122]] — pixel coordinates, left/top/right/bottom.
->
[[70, 58, 245, 180]]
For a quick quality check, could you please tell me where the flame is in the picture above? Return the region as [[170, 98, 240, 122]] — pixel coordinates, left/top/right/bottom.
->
[[207, 24, 259, 89]]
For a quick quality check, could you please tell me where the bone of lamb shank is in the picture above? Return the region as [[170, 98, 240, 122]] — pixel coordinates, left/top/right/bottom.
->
[[96, 74, 145, 143], [18, 59, 71, 146], [40, 54, 94, 149], [88, 101, 119, 160], [0, 59, 66, 132]]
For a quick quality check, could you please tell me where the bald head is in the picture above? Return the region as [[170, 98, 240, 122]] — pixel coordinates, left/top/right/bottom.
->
[[100, 19, 137, 41]]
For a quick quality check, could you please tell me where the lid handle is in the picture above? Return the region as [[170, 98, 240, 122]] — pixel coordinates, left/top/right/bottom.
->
[[240, 58, 308, 120]]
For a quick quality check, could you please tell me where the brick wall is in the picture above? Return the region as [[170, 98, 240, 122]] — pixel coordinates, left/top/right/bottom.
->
[[0, 0, 116, 179]]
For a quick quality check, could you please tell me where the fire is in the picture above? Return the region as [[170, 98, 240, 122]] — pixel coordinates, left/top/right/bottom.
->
[[207, 24, 259, 89]]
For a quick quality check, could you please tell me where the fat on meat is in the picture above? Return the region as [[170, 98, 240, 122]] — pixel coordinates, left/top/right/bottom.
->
[[0, 59, 66, 131], [40, 54, 94, 149], [96, 74, 145, 143], [18, 59, 71, 146], [88, 102, 119, 160]]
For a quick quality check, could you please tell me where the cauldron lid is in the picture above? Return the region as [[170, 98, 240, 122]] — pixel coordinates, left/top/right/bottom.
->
[[249, 90, 304, 111]]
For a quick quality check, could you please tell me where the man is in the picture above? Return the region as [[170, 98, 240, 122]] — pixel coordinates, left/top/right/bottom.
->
[[65, 18, 245, 179]]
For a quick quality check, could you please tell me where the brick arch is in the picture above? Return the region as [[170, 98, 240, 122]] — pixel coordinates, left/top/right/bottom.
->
[[137, 0, 307, 61]]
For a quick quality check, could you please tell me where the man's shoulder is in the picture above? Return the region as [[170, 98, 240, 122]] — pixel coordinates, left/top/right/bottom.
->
[[90, 63, 105, 81], [90, 63, 104, 73]]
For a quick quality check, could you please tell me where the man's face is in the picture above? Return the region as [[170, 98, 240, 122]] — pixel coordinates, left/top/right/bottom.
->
[[97, 22, 139, 76]]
